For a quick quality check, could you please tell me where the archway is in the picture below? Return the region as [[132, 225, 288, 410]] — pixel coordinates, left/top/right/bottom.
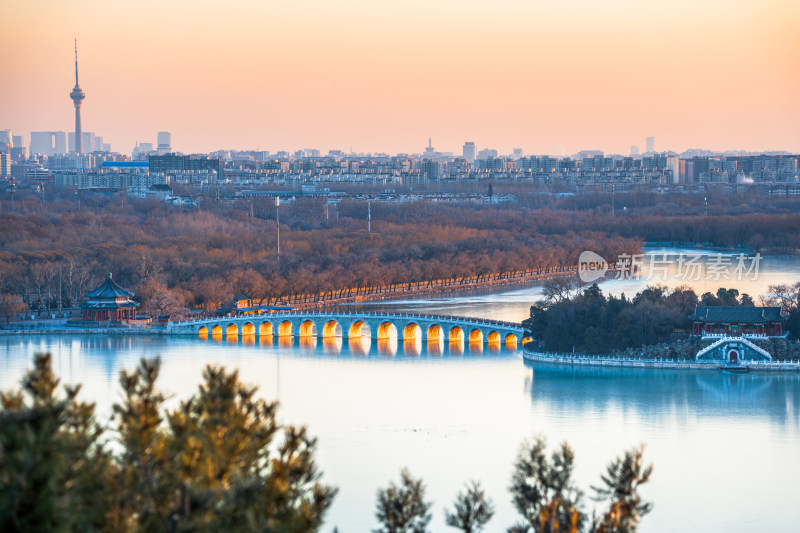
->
[[468, 329, 483, 344], [448, 326, 464, 343], [299, 320, 317, 338], [426, 324, 443, 342], [278, 320, 293, 337], [377, 321, 397, 341], [259, 321, 274, 337], [487, 331, 501, 345], [225, 323, 238, 341], [211, 324, 223, 339], [198, 326, 208, 340], [241, 322, 255, 336], [323, 320, 341, 339], [521, 336, 533, 346], [505, 333, 518, 349], [402, 323, 421, 341], [348, 320, 368, 339]]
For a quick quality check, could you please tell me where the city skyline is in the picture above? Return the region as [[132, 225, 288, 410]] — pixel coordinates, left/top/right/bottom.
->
[[2, 0, 799, 155]]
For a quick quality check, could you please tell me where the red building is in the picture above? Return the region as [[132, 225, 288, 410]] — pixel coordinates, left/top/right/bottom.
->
[[80, 273, 138, 322], [689, 305, 786, 337]]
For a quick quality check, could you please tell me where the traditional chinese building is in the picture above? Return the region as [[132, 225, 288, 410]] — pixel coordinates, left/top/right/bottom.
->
[[80, 273, 138, 322], [689, 305, 786, 337]]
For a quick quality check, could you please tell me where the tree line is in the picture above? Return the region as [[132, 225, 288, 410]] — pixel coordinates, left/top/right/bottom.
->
[[523, 281, 773, 354], [1, 354, 652, 533], [1, 187, 798, 320]]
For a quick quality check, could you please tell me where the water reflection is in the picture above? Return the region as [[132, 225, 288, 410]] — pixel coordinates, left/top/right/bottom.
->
[[427, 339, 443, 356], [278, 336, 293, 348], [259, 336, 274, 348], [377, 338, 397, 357], [403, 338, 422, 356], [348, 337, 370, 356], [322, 336, 342, 355], [448, 340, 464, 356], [524, 361, 800, 426]]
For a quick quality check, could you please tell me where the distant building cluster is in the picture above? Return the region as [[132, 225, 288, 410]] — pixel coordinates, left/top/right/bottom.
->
[[2, 48, 798, 202], [2, 131, 800, 201]]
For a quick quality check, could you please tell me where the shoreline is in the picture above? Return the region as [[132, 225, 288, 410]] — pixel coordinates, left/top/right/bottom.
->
[[521, 345, 800, 373]]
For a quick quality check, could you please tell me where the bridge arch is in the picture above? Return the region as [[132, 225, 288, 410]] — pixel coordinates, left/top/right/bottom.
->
[[377, 321, 397, 341], [198, 326, 208, 339], [504, 333, 518, 349], [426, 324, 443, 342], [211, 324, 223, 337], [521, 335, 533, 346], [322, 320, 341, 338], [402, 322, 421, 341], [278, 320, 293, 337], [468, 328, 483, 344], [348, 320, 368, 339], [225, 323, 238, 340], [448, 326, 464, 343], [259, 321, 274, 337], [299, 320, 317, 337], [487, 331, 501, 344], [241, 322, 255, 336]]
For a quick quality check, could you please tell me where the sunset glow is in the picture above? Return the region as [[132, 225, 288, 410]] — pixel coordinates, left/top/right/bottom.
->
[[2, 0, 799, 154]]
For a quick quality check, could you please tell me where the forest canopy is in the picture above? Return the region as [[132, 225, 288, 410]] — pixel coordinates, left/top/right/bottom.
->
[[523, 283, 759, 354]]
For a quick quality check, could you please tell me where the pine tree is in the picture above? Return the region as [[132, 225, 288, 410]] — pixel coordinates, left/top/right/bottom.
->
[[508, 437, 584, 533], [444, 480, 494, 533], [0, 353, 114, 533], [374, 468, 432, 533]]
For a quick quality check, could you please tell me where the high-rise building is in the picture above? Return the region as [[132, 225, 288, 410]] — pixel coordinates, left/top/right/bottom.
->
[[631, 145, 639, 156], [69, 40, 86, 153], [512, 148, 523, 160], [54, 132, 67, 154], [157, 131, 172, 153], [462, 142, 476, 163], [12, 135, 22, 149], [148, 153, 223, 177], [645, 136, 655, 153], [0, 152, 11, 178], [31, 132, 59, 156], [0, 130, 11, 150]]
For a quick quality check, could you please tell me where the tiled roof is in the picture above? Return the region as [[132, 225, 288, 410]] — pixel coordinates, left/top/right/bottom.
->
[[84, 273, 134, 299], [689, 305, 784, 323]]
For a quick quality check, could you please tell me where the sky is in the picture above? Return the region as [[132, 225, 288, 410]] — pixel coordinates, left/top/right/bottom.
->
[[2, 0, 799, 156]]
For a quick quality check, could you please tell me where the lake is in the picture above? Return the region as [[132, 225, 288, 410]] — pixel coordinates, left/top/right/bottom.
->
[[1, 249, 800, 532]]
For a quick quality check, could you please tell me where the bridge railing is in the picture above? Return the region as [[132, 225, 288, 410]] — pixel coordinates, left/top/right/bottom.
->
[[169, 311, 523, 330], [524, 349, 800, 368]]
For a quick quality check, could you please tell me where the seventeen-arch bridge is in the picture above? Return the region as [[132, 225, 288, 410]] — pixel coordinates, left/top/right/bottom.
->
[[168, 311, 530, 348]]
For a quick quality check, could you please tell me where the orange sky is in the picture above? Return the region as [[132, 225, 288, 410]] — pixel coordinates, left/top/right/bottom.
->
[[2, 0, 799, 155]]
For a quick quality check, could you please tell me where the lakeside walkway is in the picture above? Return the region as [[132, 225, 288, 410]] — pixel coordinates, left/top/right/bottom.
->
[[522, 346, 800, 372]]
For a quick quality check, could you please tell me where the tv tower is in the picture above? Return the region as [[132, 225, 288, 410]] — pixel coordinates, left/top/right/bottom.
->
[[69, 39, 86, 153]]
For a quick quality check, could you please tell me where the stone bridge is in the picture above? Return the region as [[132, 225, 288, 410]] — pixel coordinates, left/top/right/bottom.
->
[[168, 311, 530, 347]]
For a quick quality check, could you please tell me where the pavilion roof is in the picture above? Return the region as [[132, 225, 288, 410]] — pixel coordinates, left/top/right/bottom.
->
[[689, 305, 784, 323], [85, 273, 134, 299]]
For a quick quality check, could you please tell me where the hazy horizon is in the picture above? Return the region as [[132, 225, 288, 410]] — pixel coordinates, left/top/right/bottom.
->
[[2, 0, 798, 155]]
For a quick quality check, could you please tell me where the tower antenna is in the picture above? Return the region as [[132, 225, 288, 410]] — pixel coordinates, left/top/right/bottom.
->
[[74, 39, 79, 85]]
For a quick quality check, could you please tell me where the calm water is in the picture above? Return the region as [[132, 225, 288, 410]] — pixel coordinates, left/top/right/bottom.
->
[[2, 250, 800, 532]]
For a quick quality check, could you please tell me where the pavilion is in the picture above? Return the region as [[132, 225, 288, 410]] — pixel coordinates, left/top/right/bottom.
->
[[689, 305, 786, 337], [80, 273, 139, 322]]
